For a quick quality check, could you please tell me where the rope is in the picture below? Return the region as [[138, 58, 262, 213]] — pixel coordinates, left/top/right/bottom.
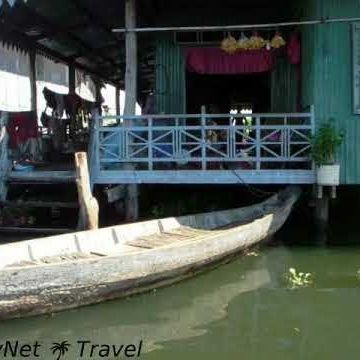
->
[[230, 169, 277, 198]]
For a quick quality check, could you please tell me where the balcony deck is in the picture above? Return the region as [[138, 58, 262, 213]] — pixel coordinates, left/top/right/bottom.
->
[[89, 110, 316, 185]]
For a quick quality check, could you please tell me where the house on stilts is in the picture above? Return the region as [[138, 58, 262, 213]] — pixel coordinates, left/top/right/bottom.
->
[[0, 0, 359, 232]]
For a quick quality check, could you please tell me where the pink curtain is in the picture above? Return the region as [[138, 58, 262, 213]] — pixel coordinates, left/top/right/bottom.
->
[[186, 47, 276, 75]]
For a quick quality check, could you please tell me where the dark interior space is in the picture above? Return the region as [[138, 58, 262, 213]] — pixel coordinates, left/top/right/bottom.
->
[[186, 72, 271, 114], [138, 184, 282, 220]]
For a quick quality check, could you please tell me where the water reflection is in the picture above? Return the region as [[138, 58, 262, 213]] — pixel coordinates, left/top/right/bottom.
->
[[2, 246, 360, 360], [0, 254, 271, 354]]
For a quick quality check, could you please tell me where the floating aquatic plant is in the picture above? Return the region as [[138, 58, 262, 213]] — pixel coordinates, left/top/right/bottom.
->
[[286, 268, 313, 289], [245, 250, 260, 257], [356, 269, 360, 280]]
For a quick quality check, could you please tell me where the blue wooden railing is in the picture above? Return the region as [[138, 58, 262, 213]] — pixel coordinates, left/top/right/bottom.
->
[[90, 108, 315, 185]]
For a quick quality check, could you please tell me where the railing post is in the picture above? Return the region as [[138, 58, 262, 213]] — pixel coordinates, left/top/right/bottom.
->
[[201, 111, 207, 170], [124, 117, 130, 160], [229, 116, 234, 159], [310, 105, 316, 171], [148, 117, 153, 171], [95, 115, 100, 175], [310, 104, 316, 135], [285, 116, 290, 160], [117, 116, 126, 161], [175, 117, 180, 162], [256, 117, 261, 170]]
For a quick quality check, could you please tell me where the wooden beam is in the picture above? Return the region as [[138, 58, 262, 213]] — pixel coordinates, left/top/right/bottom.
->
[[29, 49, 37, 115], [94, 77, 103, 114], [75, 152, 99, 231], [113, 16, 360, 33], [9, 171, 76, 183], [124, 0, 138, 115], [69, 62, 76, 95], [116, 87, 121, 116], [1, 200, 78, 209], [124, 0, 139, 222]]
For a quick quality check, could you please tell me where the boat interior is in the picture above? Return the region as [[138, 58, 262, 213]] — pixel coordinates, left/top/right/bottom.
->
[[0, 190, 286, 269]]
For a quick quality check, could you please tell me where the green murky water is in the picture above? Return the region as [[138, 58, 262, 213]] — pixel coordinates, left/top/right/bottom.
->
[[2, 239, 360, 360]]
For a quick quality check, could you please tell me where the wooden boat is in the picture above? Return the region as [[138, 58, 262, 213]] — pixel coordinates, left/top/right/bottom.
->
[[0, 186, 300, 320]]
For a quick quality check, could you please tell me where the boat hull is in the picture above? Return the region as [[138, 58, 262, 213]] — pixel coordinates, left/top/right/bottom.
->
[[0, 187, 300, 320]]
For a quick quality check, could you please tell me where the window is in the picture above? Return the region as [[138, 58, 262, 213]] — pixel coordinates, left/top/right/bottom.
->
[[0, 43, 31, 112]]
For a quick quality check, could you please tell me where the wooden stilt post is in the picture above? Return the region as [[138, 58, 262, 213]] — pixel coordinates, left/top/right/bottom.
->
[[75, 152, 99, 230], [314, 192, 330, 245], [124, 0, 139, 222]]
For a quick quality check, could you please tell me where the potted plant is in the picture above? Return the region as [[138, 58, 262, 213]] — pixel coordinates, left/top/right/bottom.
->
[[311, 121, 344, 186]]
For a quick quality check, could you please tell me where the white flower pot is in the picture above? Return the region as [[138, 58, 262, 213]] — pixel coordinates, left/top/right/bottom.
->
[[316, 164, 340, 186]]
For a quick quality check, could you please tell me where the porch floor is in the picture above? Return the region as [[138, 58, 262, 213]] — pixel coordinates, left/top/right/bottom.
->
[[93, 169, 315, 185]]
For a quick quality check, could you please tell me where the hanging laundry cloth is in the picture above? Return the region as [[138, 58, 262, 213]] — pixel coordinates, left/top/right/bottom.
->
[[49, 115, 66, 152], [43, 87, 57, 110], [54, 93, 65, 118], [6, 111, 42, 161], [7, 111, 38, 149], [64, 93, 81, 118]]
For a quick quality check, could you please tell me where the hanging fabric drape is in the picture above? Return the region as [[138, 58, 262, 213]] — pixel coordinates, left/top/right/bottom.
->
[[186, 48, 276, 75], [287, 32, 301, 65], [6, 110, 42, 161]]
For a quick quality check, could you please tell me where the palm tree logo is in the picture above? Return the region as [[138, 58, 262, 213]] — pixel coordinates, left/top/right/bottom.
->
[[50, 341, 71, 360]]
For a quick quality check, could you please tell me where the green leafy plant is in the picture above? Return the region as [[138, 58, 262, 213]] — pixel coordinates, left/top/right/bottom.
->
[[311, 121, 344, 166], [356, 269, 360, 281], [286, 268, 313, 289]]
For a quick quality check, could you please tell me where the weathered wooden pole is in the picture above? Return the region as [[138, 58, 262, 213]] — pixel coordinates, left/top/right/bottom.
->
[[124, 0, 139, 222], [115, 87, 121, 116], [29, 50, 37, 116], [124, 0, 137, 116], [314, 187, 330, 245], [94, 76, 103, 114], [75, 152, 99, 230], [68, 62, 76, 95]]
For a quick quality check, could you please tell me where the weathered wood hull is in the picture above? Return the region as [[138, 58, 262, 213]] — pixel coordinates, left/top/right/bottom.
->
[[0, 187, 300, 321]]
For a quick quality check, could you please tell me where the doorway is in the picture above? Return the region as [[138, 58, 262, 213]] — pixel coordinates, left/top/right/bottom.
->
[[186, 72, 271, 114]]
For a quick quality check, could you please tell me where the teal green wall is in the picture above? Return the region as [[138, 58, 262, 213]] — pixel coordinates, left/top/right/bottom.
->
[[155, 38, 186, 114], [300, 0, 360, 184], [271, 58, 298, 112], [155, 0, 360, 184]]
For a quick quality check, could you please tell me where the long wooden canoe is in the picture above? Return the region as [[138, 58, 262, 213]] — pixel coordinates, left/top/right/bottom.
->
[[0, 186, 300, 320]]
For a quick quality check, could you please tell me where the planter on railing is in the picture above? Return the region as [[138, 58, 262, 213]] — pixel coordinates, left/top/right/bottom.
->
[[316, 164, 340, 186]]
